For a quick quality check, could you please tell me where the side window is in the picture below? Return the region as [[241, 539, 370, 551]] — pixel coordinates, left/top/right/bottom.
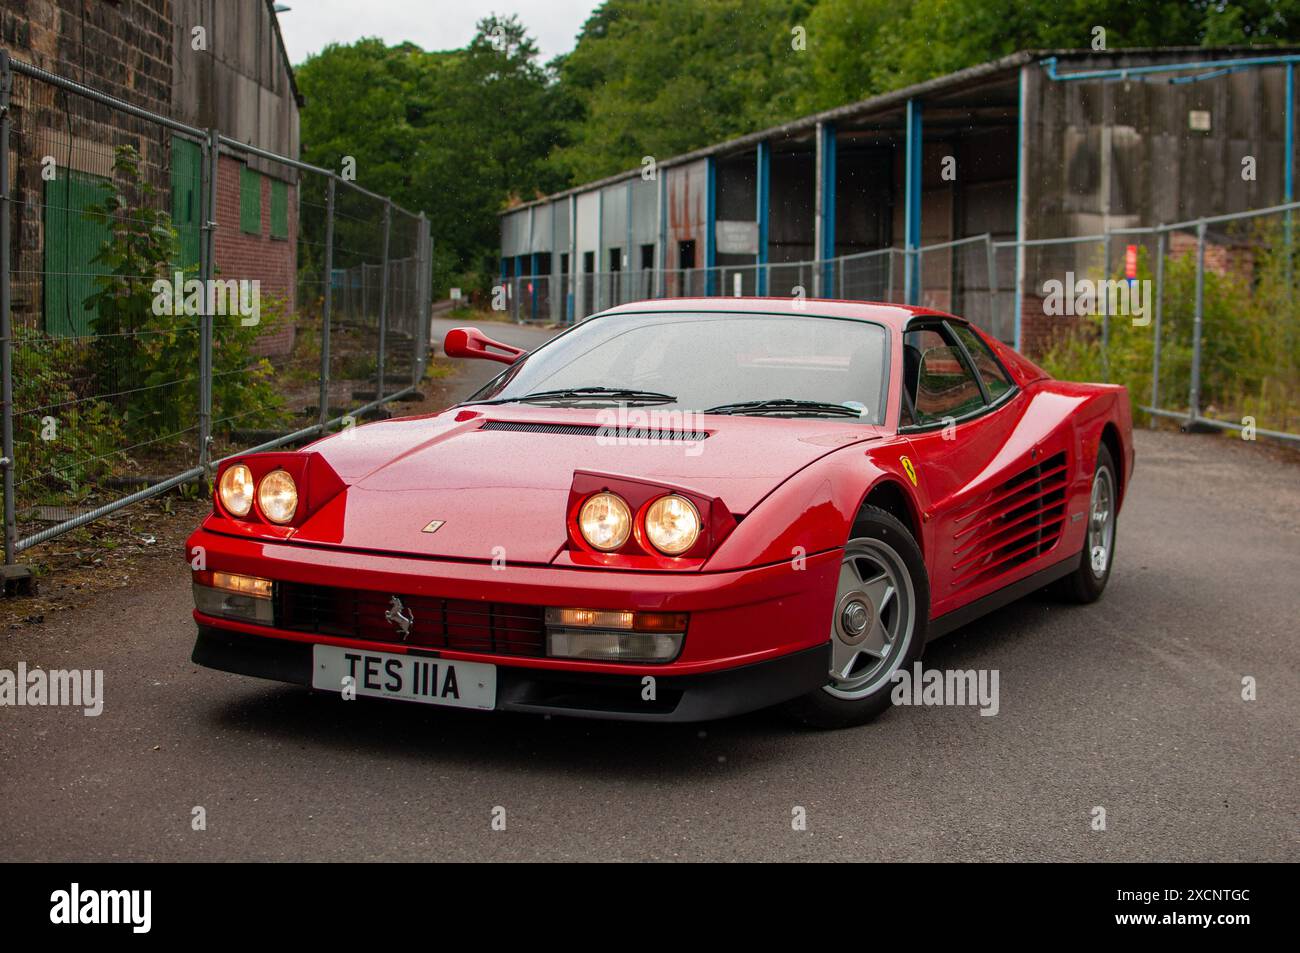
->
[[902, 326, 985, 427], [951, 323, 1014, 402]]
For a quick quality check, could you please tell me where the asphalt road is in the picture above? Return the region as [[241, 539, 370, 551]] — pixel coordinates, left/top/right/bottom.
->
[[1, 320, 1296, 861]]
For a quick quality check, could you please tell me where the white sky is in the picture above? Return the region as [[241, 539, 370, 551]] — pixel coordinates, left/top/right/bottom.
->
[[275, 0, 597, 66]]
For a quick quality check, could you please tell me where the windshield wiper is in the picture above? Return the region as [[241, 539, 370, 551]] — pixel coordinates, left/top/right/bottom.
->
[[701, 398, 868, 418], [467, 386, 678, 407]]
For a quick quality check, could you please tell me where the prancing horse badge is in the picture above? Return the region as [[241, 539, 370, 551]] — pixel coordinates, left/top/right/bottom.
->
[[422, 520, 445, 533]]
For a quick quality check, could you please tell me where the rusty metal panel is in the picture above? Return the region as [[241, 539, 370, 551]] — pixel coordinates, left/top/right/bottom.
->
[[666, 159, 707, 258]]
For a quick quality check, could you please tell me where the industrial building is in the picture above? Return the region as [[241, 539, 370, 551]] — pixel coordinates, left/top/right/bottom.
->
[[500, 47, 1298, 353]]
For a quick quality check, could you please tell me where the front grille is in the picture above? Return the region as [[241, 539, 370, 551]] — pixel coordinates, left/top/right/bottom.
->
[[480, 420, 708, 442], [948, 451, 1069, 589], [277, 583, 545, 657]]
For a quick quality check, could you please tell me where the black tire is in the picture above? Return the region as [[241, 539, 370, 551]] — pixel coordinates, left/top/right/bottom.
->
[[784, 505, 930, 729], [1052, 443, 1118, 604]]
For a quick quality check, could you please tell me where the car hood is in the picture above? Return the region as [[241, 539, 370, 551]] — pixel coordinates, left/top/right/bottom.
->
[[288, 406, 885, 563]]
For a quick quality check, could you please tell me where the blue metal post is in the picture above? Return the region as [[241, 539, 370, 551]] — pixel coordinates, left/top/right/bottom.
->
[[904, 99, 922, 305], [820, 123, 837, 295], [515, 254, 526, 322], [705, 156, 717, 296], [529, 251, 538, 320], [756, 141, 770, 296]]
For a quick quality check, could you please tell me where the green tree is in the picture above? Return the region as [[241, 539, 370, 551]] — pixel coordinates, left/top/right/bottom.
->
[[296, 17, 570, 293], [549, 0, 814, 182]]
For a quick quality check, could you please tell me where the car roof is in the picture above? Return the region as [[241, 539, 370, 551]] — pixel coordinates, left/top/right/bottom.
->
[[596, 297, 960, 331]]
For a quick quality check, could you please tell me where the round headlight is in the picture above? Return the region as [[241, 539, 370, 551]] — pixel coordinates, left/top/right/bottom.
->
[[578, 492, 632, 551], [644, 495, 701, 555], [219, 464, 254, 517], [257, 469, 298, 524]]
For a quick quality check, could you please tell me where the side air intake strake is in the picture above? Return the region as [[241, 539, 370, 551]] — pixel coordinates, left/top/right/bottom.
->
[[948, 451, 1069, 589], [480, 420, 709, 442]]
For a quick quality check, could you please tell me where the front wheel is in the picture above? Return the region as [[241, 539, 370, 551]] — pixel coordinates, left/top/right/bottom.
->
[[1053, 443, 1118, 604], [785, 505, 929, 729]]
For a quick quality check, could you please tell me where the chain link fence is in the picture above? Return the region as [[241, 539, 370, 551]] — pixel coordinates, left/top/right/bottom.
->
[[1, 53, 433, 571]]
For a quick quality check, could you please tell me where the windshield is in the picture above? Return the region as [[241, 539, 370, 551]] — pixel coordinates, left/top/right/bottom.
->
[[466, 312, 890, 423]]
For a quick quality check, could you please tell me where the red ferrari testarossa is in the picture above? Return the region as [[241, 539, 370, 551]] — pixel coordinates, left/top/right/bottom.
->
[[188, 299, 1133, 727]]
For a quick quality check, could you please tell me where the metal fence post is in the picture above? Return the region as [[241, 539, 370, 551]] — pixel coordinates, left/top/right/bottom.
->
[[1189, 219, 1207, 422], [0, 51, 15, 566], [1150, 227, 1166, 426], [198, 127, 219, 470], [376, 199, 391, 399], [985, 235, 998, 328], [1100, 230, 1111, 382], [319, 175, 336, 428]]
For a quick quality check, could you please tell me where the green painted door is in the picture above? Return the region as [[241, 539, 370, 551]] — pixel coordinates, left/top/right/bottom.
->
[[42, 169, 111, 339]]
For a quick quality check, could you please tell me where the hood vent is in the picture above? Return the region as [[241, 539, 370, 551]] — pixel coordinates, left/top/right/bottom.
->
[[481, 420, 708, 442]]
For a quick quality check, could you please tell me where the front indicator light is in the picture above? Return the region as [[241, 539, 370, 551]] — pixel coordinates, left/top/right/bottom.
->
[[578, 492, 632, 551], [212, 571, 273, 599], [644, 494, 701, 555], [544, 608, 687, 662], [192, 571, 274, 624], [258, 469, 298, 524], [219, 464, 255, 517]]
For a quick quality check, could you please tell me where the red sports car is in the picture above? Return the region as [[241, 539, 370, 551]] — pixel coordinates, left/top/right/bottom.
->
[[188, 299, 1133, 727]]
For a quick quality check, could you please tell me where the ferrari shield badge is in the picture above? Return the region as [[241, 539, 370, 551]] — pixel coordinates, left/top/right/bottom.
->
[[900, 456, 918, 487]]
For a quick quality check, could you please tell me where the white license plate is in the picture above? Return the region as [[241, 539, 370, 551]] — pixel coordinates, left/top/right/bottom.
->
[[311, 644, 496, 710]]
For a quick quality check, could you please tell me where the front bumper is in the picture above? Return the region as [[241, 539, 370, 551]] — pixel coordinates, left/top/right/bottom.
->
[[185, 526, 841, 721], [193, 625, 832, 722]]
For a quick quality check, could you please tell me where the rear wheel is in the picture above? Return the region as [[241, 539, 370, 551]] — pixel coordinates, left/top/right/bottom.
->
[[785, 505, 929, 729], [1053, 443, 1118, 604]]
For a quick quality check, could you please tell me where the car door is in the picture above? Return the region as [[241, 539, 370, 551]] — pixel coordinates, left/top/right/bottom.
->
[[899, 320, 1063, 619]]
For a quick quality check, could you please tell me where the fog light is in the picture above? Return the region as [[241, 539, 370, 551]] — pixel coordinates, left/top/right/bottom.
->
[[544, 607, 687, 662], [193, 571, 274, 624], [546, 629, 683, 663]]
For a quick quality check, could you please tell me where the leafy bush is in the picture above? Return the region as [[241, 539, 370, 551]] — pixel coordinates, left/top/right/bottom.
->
[[83, 145, 286, 443], [11, 328, 128, 496]]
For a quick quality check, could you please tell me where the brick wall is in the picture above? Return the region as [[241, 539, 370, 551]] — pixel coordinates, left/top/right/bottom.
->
[[212, 154, 298, 358]]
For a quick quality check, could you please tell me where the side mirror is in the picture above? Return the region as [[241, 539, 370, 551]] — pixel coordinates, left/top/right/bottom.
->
[[443, 327, 525, 365]]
